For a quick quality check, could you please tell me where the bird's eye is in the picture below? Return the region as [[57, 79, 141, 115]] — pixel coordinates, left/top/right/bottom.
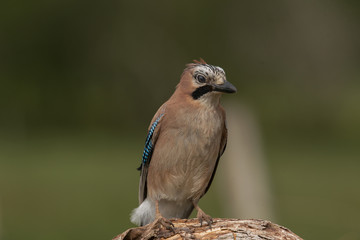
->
[[196, 75, 206, 83]]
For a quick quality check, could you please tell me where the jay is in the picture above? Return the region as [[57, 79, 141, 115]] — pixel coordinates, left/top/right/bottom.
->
[[131, 59, 236, 227]]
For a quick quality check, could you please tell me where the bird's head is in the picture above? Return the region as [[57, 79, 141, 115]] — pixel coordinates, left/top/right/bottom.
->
[[177, 59, 237, 102]]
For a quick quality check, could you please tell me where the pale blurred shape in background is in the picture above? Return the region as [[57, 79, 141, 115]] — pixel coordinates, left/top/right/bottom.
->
[[218, 102, 275, 221]]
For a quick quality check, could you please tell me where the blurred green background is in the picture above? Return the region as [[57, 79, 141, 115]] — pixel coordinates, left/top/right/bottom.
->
[[1, 1, 360, 239]]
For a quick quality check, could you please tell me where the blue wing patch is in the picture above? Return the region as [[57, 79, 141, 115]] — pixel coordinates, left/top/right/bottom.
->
[[137, 113, 164, 170]]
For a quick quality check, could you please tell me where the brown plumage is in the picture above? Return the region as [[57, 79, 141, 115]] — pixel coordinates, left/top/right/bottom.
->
[[131, 59, 236, 227], [193, 58, 207, 64]]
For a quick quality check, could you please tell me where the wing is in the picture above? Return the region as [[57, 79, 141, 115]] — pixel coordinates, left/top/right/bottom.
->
[[202, 108, 228, 196], [137, 107, 165, 204]]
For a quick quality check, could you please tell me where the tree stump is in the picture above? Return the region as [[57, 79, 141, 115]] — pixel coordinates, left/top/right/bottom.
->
[[113, 218, 303, 240]]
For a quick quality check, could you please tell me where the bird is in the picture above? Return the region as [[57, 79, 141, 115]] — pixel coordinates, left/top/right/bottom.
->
[[130, 58, 237, 228]]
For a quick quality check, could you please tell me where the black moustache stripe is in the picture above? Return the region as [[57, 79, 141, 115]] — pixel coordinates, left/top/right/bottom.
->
[[192, 85, 213, 100]]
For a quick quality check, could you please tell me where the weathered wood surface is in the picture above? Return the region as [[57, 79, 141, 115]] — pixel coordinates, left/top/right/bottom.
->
[[113, 218, 303, 240]]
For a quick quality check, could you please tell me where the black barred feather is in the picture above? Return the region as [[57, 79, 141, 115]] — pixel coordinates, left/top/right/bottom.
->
[[137, 114, 164, 171]]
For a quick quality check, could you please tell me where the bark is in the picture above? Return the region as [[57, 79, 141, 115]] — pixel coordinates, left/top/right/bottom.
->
[[113, 218, 303, 240]]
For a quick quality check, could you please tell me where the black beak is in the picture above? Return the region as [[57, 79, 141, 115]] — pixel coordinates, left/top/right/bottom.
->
[[212, 81, 237, 93]]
